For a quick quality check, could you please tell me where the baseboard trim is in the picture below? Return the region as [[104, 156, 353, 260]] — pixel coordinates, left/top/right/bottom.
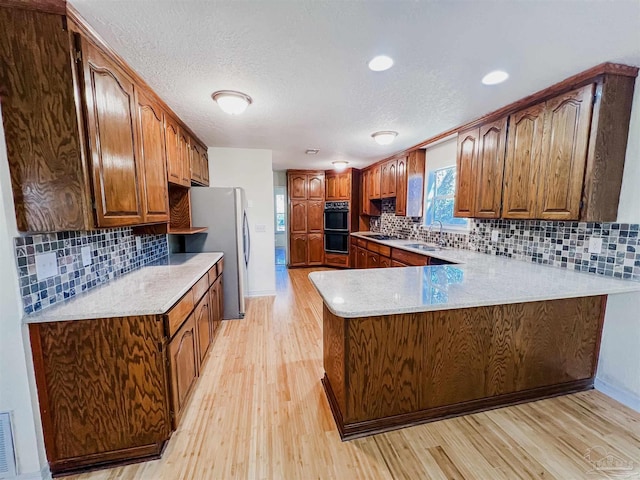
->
[[595, 378, 640, 412], [247, 290, 276, 297]]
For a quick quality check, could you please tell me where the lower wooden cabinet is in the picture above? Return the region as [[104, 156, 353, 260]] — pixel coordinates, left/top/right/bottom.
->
[[325, 252, 349, 268], [380, 256, 392, 268], [367, 251, 380, 268], [195, 294, 212, 365], [308, 233, 324, 265], [168, 313, 199, 428], [290, 234, 308, 266], [356, 247, 367, 269]]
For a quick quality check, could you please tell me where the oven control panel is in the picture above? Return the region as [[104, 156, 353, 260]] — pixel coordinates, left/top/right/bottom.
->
[[324, 201, 349, 211]]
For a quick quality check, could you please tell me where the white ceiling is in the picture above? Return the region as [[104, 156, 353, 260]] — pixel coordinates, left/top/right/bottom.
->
[[69, 0, 640, 171]]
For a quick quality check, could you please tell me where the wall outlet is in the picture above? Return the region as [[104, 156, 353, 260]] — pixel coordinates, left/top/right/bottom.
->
[[81, 246, 92, 267], [255, 224, 266, 233], [589, 237, 603, 254], [135, 236, 142, 252], [491, 230, 500, 243], [35, 252, 58, 281]]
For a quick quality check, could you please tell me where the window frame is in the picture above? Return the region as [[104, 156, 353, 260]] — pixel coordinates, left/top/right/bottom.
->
[[423, 165, 469, 233]]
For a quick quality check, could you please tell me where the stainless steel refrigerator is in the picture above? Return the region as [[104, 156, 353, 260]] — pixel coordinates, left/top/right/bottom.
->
[[185, 187, 249, 319]]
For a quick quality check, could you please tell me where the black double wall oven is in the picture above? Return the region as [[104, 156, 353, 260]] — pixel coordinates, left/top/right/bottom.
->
[[324, 201, 349, 254]]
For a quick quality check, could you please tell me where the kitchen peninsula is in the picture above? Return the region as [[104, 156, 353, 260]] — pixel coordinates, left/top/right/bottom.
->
[[309, 233, 640, 440]]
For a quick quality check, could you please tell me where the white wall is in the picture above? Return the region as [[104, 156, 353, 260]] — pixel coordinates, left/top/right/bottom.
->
[[596, 76, 640, 411], [0, 106, 47, 477], [209, 147, 276, 296]]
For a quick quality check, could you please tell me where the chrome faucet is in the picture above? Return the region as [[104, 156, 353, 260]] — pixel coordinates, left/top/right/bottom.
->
[[429, 220, 444, 247]]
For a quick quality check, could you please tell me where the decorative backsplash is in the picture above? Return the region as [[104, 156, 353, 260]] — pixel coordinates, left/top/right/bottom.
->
[[371, 198, 640, 282], [15, 228, 168, 314]]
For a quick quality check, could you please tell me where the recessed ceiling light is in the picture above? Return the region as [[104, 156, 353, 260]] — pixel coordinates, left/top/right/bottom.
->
[[368, 55, 394, 72], [211, 90, 252, 115], [305, 149, 319, 155], [332, 161, 349, 172], [371, 131, 398, 145], [481, 70, 509, 85]]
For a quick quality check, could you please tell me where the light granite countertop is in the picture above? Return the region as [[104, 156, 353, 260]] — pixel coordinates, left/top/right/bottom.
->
[[24, 253, 223, 324], [308, 232, 640, 318]]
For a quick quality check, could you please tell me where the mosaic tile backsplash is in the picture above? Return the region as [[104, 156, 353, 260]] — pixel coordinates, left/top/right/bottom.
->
[[15, 228, 168, 314], [371, 198, 640, 282]]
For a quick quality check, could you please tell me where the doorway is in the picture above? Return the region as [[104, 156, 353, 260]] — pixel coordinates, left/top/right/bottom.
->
[[274, 186, 287, 266]]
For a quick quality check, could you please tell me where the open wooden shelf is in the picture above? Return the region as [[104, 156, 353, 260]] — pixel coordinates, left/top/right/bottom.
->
[[168, 227, 208, 235]]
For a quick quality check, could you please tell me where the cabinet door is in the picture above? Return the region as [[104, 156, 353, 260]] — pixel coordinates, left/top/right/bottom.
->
[[406, 151, 426, 218], [474, 118, 507, 218], [81, 41, 144, 227], [360, 170, 369, 215], [135, 90, 169, 223], [356, 247, 367, 269], [326, 174, 338, 200], [536, 84, 594, 220], [503, 104, 545, 219], [289, 234, 308, 266], [178, 129, 191, 186], [195, 294, 211, 365], [380, 162, 389, 197], [380, 256, 392, 268], [168, 313, 199, 427], [289, 173, 307, 199], [391, 260, 407, 267], [201, 149, 210, 186], [190, 142, 202, 184], [454, 127, 479, 217], [217, 275, 224, 322], [308, 173, 324, 200], [388, 160, 397, 197], [208, 282, 219, 338], [308, 233, 324, 265], [396, 157, 407, 215], [337, 172, 351, 199], [165, 116, 181, 185], [367, 251, 380, 268], [370, 165, 381, 199], [308, 200, 324, 232], [290, 200, 307, 233]]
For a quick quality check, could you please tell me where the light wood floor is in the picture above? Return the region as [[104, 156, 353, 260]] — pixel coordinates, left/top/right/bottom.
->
[[68, 267, 640, 480]]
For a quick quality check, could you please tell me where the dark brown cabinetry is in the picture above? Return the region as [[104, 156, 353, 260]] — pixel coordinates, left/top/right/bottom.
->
[[0, 5, 209, 232], [326, 171, 351, 201], [380, 159, 397, 198], [287, 170, 325, 266], [30, 257, 224, 476], [369, 164, 382, 200]]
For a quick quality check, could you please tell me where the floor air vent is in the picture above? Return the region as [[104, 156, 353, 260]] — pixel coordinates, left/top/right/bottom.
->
[[0, 412, 17, 478]]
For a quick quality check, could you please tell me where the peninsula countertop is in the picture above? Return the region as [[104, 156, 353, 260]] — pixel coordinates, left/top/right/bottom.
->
[[308, 232, 640, 318], [24, 252, 223, 324]]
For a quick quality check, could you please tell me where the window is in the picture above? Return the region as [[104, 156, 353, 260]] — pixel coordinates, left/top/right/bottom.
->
[[275, 193, 286, 232], [424, 166, 469, 230]]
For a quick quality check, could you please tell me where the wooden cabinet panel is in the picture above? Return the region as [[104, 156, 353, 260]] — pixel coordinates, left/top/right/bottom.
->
[[503, 104, 545, 219], [369, 165, 381, 200], [289, 174, 307, 199], [356, 247, 368, 269], [325, 253, 349, 268], [290, 234, 308, 266], [395, 157, 407, 215], [308, 233, 324, 265], [325, 174, 338, 200], [536, 84, 594, 220], [454, 127, 478, 218], [290, 200, 307, 233], [308, 199, 324, 232], [337, 172, 351, 199], [391, 260, 407, 267], [164, 115, 182, 186], [136, 90, 169, 223], [308, 173, 324, 200], [381, 160, 397, 198], [178, 128, 191, 186], [474, 118, 507, 218], [201, 148, 210, 186], [168, 313, 199, 428], [208, 279, 220, 336], [195, 295, 211, 365], [360, 170, 369, 215], [367, 251, 380, 268], [391, 248, 430, 266], [81, 40, 144, 227], [380, 256, 392, 268], [190, 143, 203, 184]]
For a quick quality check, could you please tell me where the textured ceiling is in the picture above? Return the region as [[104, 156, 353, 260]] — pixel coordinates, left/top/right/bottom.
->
[[69, 0, 640, 171]]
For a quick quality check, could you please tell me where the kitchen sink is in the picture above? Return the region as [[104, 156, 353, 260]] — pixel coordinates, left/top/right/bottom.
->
[[405, 243, 440, 251]]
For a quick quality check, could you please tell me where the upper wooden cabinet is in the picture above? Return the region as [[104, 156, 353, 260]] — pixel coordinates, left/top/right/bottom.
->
[[135, 90, 169, 224], [474, 118, 508, 218], [454, 128, 479, 218], [396, 151, 425, 217], [369, 164, 382, 200], [81, 39, 145, 227], [380, 159, 397, 198], [0, 5, 209, 232], [289, 173, 308, 199], [189, 141, 210, 187], [326, 171, 351, 201], [308, 173, 324, 200]]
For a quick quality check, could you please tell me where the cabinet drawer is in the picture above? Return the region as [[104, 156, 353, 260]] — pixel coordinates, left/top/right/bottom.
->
[[391, 260, 408, 267], [166, 290, 195, 339], [366, 242, 391, 257], [350, 236, 357, 246], [391, 248, 430, 266], [356, 238, 367, 248], [192, 273, 209, 303], [325, 252, 349, 267]]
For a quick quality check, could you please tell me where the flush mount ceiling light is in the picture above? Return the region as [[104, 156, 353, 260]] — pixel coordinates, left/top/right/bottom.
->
[[211, 90, 252, 115], [368, 55, 394, 72], [481, 70, 509, 85], [332, 161, 349, 172], [305, 149, 319, 155], [371, 131, 398, 145]]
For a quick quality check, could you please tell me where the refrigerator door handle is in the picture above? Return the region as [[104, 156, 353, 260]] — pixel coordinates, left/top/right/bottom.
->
[[243, 211, 250, 267]]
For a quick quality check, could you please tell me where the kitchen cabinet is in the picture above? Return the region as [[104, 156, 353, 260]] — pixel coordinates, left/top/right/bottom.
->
[[287, 170, 326, 267], [178, 128, 191, 186], [367, 251, 380, 268], [168, 311, 198, 427], [195, 294, 212, 365], [369, 164, 382, 200], [380, 256, 392, 268], [454, 127, 479, 218], [165, 115, 183, 186], [380, 159, 397, 198], [356, 247, 368, 269], [0, 5, 209, 232], [360, 168, 381, 217], [136, 90, 170, 223], [326, 171, 351, 200], [395, 150, 425, 217], [190, 142, 209, 186], [82, 39, 145, 227], [474, 118, 508, 218]]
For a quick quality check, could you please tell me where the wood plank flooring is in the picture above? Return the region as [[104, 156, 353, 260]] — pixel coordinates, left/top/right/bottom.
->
[[66, 267, 640, 480]]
